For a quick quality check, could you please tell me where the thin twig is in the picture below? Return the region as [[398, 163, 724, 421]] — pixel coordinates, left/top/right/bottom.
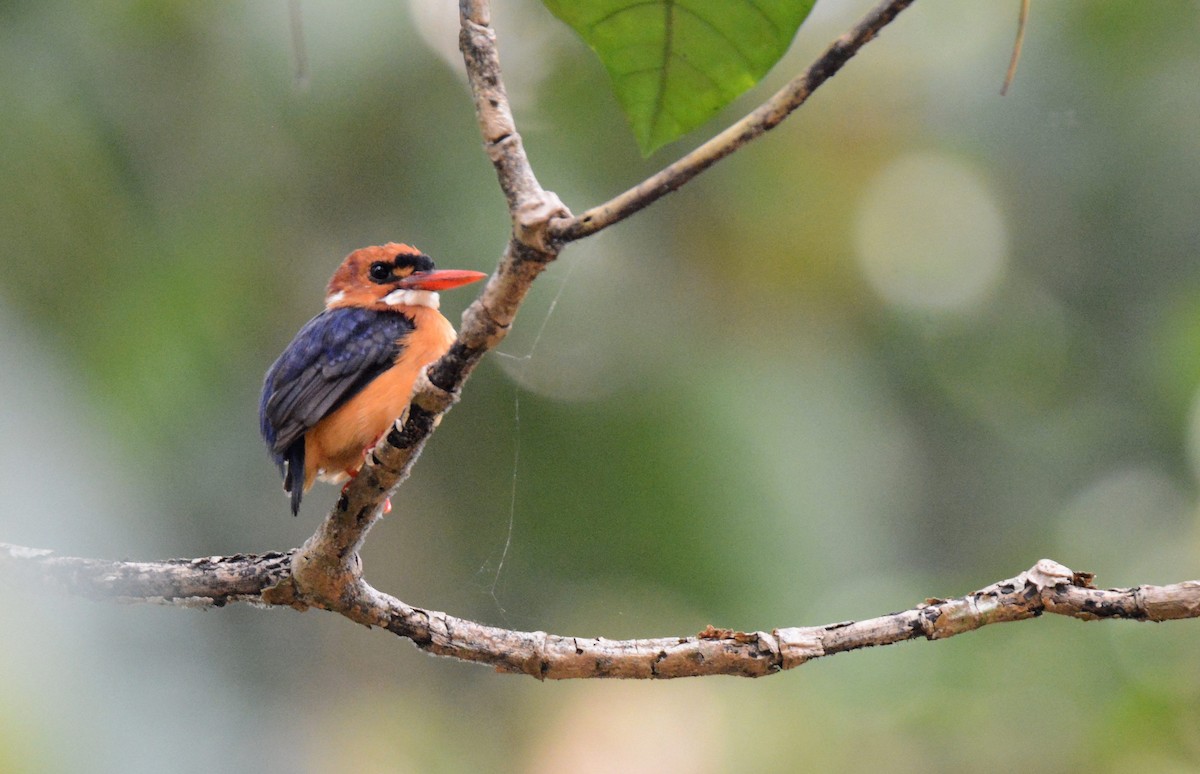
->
[[1001, 0, 1031, 96], [550, 0, 917, 243], [287, 0, 309, 91], [294, 0, 570, 590]]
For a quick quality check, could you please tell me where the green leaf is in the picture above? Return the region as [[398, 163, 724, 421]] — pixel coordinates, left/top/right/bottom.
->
[[544, 0, 816, 154]]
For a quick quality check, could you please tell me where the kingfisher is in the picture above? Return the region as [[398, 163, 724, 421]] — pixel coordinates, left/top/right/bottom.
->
[[260, 243, 487, 515]]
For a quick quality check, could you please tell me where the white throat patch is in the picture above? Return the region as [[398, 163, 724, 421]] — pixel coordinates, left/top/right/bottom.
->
[[381, 288, 440, 309]]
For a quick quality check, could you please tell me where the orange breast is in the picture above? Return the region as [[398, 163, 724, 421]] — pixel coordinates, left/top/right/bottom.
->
[[302, 306, 456, 489]]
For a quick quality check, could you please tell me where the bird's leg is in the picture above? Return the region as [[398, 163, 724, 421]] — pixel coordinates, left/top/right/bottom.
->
[[360, 445, 394, 515]]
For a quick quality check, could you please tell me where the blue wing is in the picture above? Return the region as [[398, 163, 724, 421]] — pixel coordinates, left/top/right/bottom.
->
[[259, 306, 414, 513]]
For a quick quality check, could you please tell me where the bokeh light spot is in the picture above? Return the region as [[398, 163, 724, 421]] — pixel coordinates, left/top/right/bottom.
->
[[855, 152, 1008, 312]]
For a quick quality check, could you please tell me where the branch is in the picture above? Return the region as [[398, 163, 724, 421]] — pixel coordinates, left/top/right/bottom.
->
[[299, 0, 917, 583], [289, 0, 570, 601], [5, 546, 1196, 678], [0, 543, 296, 607], [550, 0, 917, 243]]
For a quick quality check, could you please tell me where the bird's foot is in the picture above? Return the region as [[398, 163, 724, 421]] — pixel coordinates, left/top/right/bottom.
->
[[337, 466, 390, 513]]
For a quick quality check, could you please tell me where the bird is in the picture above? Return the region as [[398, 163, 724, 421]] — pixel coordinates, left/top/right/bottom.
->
[[259, 243, 487, 515]]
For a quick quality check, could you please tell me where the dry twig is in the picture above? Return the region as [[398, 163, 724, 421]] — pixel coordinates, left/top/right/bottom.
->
[[550, 0, 917, 242], [3, 546, 1196, 679]]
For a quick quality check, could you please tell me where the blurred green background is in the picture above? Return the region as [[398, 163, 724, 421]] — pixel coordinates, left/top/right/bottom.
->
[[3, 0, 1200, 771]]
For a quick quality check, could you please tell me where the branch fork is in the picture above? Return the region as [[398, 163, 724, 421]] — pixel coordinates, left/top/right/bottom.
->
[[18, 0, 1188, 681]]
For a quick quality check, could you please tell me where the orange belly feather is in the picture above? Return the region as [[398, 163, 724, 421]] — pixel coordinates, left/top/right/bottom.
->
[[302, 306, 456, 489]]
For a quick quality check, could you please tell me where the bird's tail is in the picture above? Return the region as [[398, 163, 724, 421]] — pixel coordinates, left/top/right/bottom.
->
[[283, 440, 305, 516]]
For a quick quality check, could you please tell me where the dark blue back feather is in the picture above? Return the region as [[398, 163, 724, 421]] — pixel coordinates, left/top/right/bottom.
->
[[259, 306, 414, 514]]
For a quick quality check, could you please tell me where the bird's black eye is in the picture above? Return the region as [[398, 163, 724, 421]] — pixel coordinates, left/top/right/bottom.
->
[[368, 262, 392, 283]]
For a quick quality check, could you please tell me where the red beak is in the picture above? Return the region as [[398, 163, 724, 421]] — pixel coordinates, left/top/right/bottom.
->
[[398, 269, 488, 291]]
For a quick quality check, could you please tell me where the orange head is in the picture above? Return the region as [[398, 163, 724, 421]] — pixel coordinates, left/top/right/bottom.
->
[[324, 243, 487, 311]]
